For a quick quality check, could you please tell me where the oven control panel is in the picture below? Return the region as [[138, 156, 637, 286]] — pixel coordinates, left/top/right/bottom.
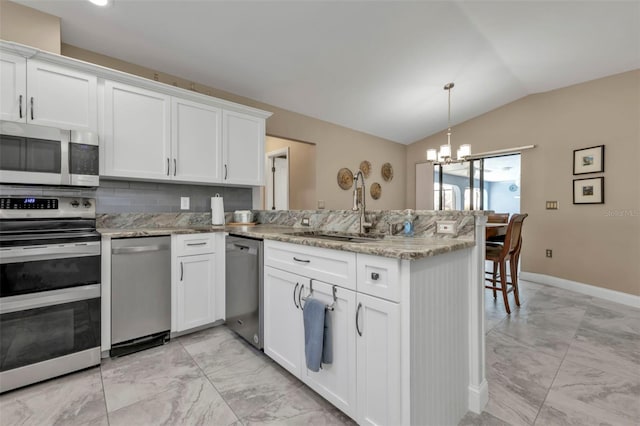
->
[[0, 198, 59, 210], [0, 197, 95, 219]]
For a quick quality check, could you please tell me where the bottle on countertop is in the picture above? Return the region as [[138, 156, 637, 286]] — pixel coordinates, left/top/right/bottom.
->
[[403, 210, 414, 237]]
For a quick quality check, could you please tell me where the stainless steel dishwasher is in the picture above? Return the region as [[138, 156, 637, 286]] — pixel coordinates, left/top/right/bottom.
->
[[111, 236, 171, 357], [225, 235, 263, 349]]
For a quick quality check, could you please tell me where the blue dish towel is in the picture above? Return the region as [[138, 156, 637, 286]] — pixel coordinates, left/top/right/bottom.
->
[[303, 298, 326, 372]]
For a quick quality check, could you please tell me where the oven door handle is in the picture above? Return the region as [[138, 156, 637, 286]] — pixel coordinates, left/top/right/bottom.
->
[[0, 284, 101, 315], [0, 241, 101, 264]]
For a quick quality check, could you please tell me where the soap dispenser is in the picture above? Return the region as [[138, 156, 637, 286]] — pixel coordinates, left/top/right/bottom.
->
[[403, 210, 414, 237]]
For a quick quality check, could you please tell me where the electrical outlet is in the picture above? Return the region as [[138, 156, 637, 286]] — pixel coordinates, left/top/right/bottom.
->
[[180, 197, 190, 210], [546, 249, 553, 258], [436, 220, 457, 234], [317, 200, 325, 209], [301, 217, 310, 226]]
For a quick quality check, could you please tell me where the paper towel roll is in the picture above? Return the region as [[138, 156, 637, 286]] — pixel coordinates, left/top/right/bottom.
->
[[211, 194, 225, 225]]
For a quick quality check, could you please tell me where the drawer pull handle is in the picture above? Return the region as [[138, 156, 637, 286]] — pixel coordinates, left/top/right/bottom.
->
[[371, 272, 380, 280], [186, 242, 207, 246], [356, 302, 363, 336], [293, 283, 299, 309], [293, 257, 310, 263]]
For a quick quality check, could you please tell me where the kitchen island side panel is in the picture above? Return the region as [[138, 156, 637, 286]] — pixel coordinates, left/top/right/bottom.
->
[[409, 248, 471, 425]]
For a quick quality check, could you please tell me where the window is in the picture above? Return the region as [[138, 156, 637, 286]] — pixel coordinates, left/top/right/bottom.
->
[[434, 183, 459, 210], [464, 188, 488, 210]]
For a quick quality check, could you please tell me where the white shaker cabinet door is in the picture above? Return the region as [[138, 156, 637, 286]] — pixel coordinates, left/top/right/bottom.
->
[[102, 81, 171, 180], [0, 51, 26, 123], [300, 280, 357, 420], [263, 266, 305, 377], [175, 253, 217, 332], [356, 292, 401, 426], [222, 110, 265, 186], [27, 60, 97, 131], [171, 98, 222, 184]]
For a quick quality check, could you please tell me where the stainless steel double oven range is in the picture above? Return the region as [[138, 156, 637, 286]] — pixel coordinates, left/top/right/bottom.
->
[[0, 196, 101, 393]]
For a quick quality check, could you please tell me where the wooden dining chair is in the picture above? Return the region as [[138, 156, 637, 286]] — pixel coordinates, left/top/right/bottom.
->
[[485, 213, 528, 314]]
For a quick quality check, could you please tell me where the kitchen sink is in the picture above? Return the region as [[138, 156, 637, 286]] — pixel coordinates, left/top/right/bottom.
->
[[287, 230, 385, 243]]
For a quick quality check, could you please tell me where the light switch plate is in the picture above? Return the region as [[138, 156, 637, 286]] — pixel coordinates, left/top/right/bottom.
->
[[436, 220, 457, 234], [180, 197, 190, 210]]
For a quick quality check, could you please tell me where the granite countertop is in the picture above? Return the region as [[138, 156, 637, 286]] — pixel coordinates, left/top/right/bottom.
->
[[98, 224, 475, 260]]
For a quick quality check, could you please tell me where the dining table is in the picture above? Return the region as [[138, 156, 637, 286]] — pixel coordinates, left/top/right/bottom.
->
[[486, 222, 508, 240]]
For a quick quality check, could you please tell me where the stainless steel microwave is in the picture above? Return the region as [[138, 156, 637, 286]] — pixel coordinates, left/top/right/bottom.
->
[[0, 121, 99, 187]]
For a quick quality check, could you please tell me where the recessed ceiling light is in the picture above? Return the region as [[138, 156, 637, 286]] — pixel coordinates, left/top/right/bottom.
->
[[88, 0, 109, 6]]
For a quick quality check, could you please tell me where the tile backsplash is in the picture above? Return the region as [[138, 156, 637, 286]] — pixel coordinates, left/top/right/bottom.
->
[[0, 179, 252, 214]]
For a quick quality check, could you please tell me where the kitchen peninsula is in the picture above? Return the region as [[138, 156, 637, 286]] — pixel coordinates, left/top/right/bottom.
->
[[98, 209, 489, 426]]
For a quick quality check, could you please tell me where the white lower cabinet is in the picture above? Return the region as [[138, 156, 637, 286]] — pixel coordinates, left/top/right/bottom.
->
[[264, 265, 358, 419], [301, 279, 357, 418], [264, 241, 399, 423], [263, 267, 304, 376], [172, 233, 225, 333], [355, 292, 401, 426]]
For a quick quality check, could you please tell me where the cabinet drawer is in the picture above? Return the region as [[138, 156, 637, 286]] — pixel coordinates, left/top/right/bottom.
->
[[175, 233, 216, 256], [264, 240, 356, 290], [356, 253, 401, 302]]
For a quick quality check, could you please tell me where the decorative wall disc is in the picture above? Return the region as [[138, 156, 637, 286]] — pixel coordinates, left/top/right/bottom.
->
[[370, 182, 382, 200], [359, 160, 371, 178], [337, 168, 354, 190], [381, 163, 394, 182]]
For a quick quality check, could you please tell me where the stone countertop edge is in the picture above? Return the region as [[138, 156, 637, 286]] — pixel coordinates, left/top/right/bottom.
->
[[97, 225, 475, 260]]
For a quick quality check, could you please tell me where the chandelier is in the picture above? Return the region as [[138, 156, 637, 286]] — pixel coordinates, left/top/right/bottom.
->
[[426, 82, 471, 164]]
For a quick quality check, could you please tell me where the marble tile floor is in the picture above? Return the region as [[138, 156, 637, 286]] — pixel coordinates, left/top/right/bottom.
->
[[1, 280, 638, 426]]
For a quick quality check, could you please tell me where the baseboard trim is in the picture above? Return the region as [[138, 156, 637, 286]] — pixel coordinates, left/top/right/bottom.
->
[[467, 380, 488, 414], [519, 271, 640, 308]]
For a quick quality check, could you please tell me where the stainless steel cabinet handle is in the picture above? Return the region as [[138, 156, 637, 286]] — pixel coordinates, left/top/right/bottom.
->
[[112, 245, 169, 254], [356, 303, 363, 336], [180, 261, 184, 281], [293, 283, 299, 308], [371, 272, 380, 280], [167, 158, 170, 176], [173, 158, 177, 176], [30, 97, 34, 120], [224, 164, 228, 180], [19, 95, 22, 118], [186, 242, 207, 246], [293, 257, 310, 263]]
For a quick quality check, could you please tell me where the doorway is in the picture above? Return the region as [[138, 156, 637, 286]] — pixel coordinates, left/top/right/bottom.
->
[[265, 148, 289, 210]]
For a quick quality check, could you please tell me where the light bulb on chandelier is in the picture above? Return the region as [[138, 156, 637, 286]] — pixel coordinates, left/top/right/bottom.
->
[[426, 82, 471, 164]]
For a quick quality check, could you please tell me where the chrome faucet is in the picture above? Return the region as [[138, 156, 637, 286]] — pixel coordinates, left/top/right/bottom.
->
[[352, 170, 372, 234]]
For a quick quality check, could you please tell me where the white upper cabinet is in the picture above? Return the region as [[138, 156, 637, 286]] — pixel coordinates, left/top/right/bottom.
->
[[171, 98, 222, 184], [222, 110, 265, 186], [0, 53, 97, 131], [0, 52, 26, 122], [27, 60, 97, 131], [102, 80, 171, 180]]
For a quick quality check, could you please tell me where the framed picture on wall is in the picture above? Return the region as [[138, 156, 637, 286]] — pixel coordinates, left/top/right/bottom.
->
[[573, 177, 604, 204], [573, 145, 604, 175]]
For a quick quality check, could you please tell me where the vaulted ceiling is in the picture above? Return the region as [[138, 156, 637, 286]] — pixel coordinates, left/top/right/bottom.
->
[[16, 0, 640, 144]]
